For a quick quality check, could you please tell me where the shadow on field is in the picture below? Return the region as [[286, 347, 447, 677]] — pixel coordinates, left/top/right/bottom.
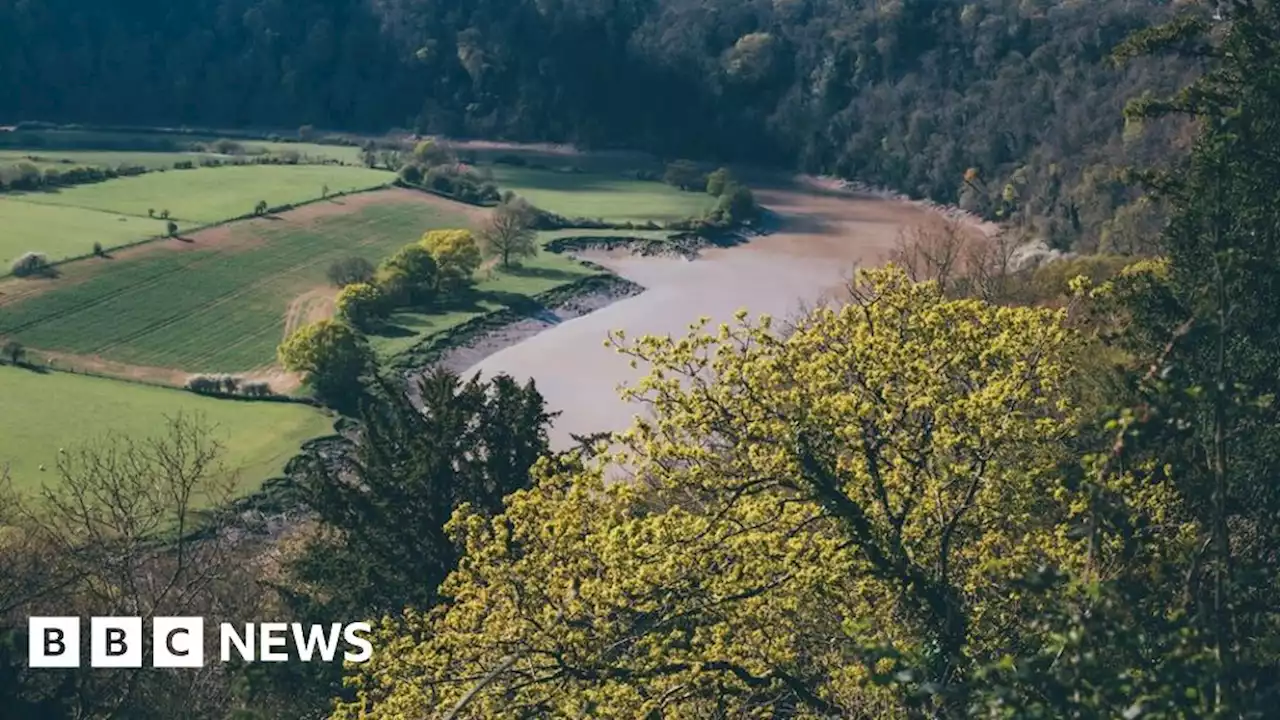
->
[[370, 323, 416, 338], [498, 265, 582, 282], [4, 362, 50, 375]]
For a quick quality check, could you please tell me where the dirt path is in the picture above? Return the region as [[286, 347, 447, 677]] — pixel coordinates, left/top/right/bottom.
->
[[461, 175, 981, 449]]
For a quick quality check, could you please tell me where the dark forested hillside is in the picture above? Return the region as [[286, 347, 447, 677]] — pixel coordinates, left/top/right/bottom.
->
[[0, 0, 1194, 246]]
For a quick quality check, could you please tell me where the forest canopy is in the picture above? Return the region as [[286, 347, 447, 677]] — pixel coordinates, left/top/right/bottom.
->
[[0, 0, 1193, 247]]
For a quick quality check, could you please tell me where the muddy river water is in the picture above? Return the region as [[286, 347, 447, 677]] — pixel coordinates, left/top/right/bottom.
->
[[464, 179, 966, 449]]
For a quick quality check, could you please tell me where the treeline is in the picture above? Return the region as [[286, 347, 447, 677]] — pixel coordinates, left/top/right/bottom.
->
[[0, 0, 1191, 248]]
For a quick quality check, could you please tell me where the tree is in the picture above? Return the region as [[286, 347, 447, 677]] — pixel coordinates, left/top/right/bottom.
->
[[277, 319, 372, 407], [91, 241, 104, 257], [166, 220, 178, 238], [479, 201, 537, 267], [709, 183, 759, 224], [375, 244, 438, 305], [420, 229, 481, 293], [290, 368, 555, 620], [1102, 6, 1280, 711], [412, 139, 454, 168], [326, 256, 375, 287], [10, 252, 51, 278], [1, 415, 267, 720], [337, 266, 1086, 719], [321, 184, 330, 198], [360, 142, 378, 168], [334, 282, 386, 329], [705, 166, 734, 196], [2, 341, 24, 366], [663, 159, 705, 191], [254, 200, 268, 216]]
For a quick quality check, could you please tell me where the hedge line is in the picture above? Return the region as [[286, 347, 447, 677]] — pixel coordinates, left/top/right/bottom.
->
[[0, 183, 393, 279]]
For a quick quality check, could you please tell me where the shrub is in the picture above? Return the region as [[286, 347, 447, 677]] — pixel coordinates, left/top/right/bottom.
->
[[242, 380, 273, 397], [185, 374, 221, 394], [166, 220, 179, 237], [327, 257, 375, 287], [92, 241, 104, 257], [399, 163, 424, 185], [11, 252, 52, 277]]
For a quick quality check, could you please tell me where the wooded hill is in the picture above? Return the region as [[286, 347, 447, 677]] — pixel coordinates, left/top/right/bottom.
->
[[0, 0, 1194, 248]]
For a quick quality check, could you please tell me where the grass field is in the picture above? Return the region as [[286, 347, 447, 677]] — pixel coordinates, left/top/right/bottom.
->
[[0, 193, 467, 372], [0, 364, 332, 496], [367, 231, 603, 358], [8, 165, 392, 224], [486, 166, 714, 222], [0, 199, 171, 267]]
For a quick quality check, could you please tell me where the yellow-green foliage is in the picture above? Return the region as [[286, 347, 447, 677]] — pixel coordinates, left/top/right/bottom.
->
[[277, 319, 369, 394], [420, 228, 481, 289], [334, 282, 384, 327], [336, 266, 1100, 719]]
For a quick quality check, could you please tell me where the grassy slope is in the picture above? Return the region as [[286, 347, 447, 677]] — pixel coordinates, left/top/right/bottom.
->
[[486, 166, 714, 222], [368, 231, 602, 359], [0, 364, 332, 496], [0, 199, 170, 266], [6, 165, 392, 224], [0, 198, 466, 372]]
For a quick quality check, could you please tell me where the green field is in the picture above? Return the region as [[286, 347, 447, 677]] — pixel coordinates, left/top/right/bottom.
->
[[0, 364, 332, 496], [0, 197, 467, 372], [0, 199, 171, 267], [367, 232, 603, 358], [9, 165, 392, 224], [486, 166, 714, 222]]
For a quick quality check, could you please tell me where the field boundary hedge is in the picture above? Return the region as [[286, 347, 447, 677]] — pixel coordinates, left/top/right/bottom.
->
[[2, 355, 324, 409]]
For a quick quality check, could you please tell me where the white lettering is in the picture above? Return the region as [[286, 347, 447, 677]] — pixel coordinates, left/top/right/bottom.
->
[[220, 623, 254, 662], [291, 623, 342, 662], [343, 622, 373, 663], [259, 622, 288, 661]]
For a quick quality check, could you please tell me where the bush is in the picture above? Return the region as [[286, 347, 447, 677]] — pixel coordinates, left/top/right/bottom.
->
[[242, 380, 273, 397], [92, 241, 104, 257], [11, 252, 52, 277], [166, 220, 178, 237], [185, 374, 221, 394], [399, 163, 424, 185], [423, 165, 501, 205], [327, 257, 375, 287]]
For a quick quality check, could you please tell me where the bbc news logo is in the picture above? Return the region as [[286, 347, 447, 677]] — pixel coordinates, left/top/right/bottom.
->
[[28, 617, 373, 668]]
